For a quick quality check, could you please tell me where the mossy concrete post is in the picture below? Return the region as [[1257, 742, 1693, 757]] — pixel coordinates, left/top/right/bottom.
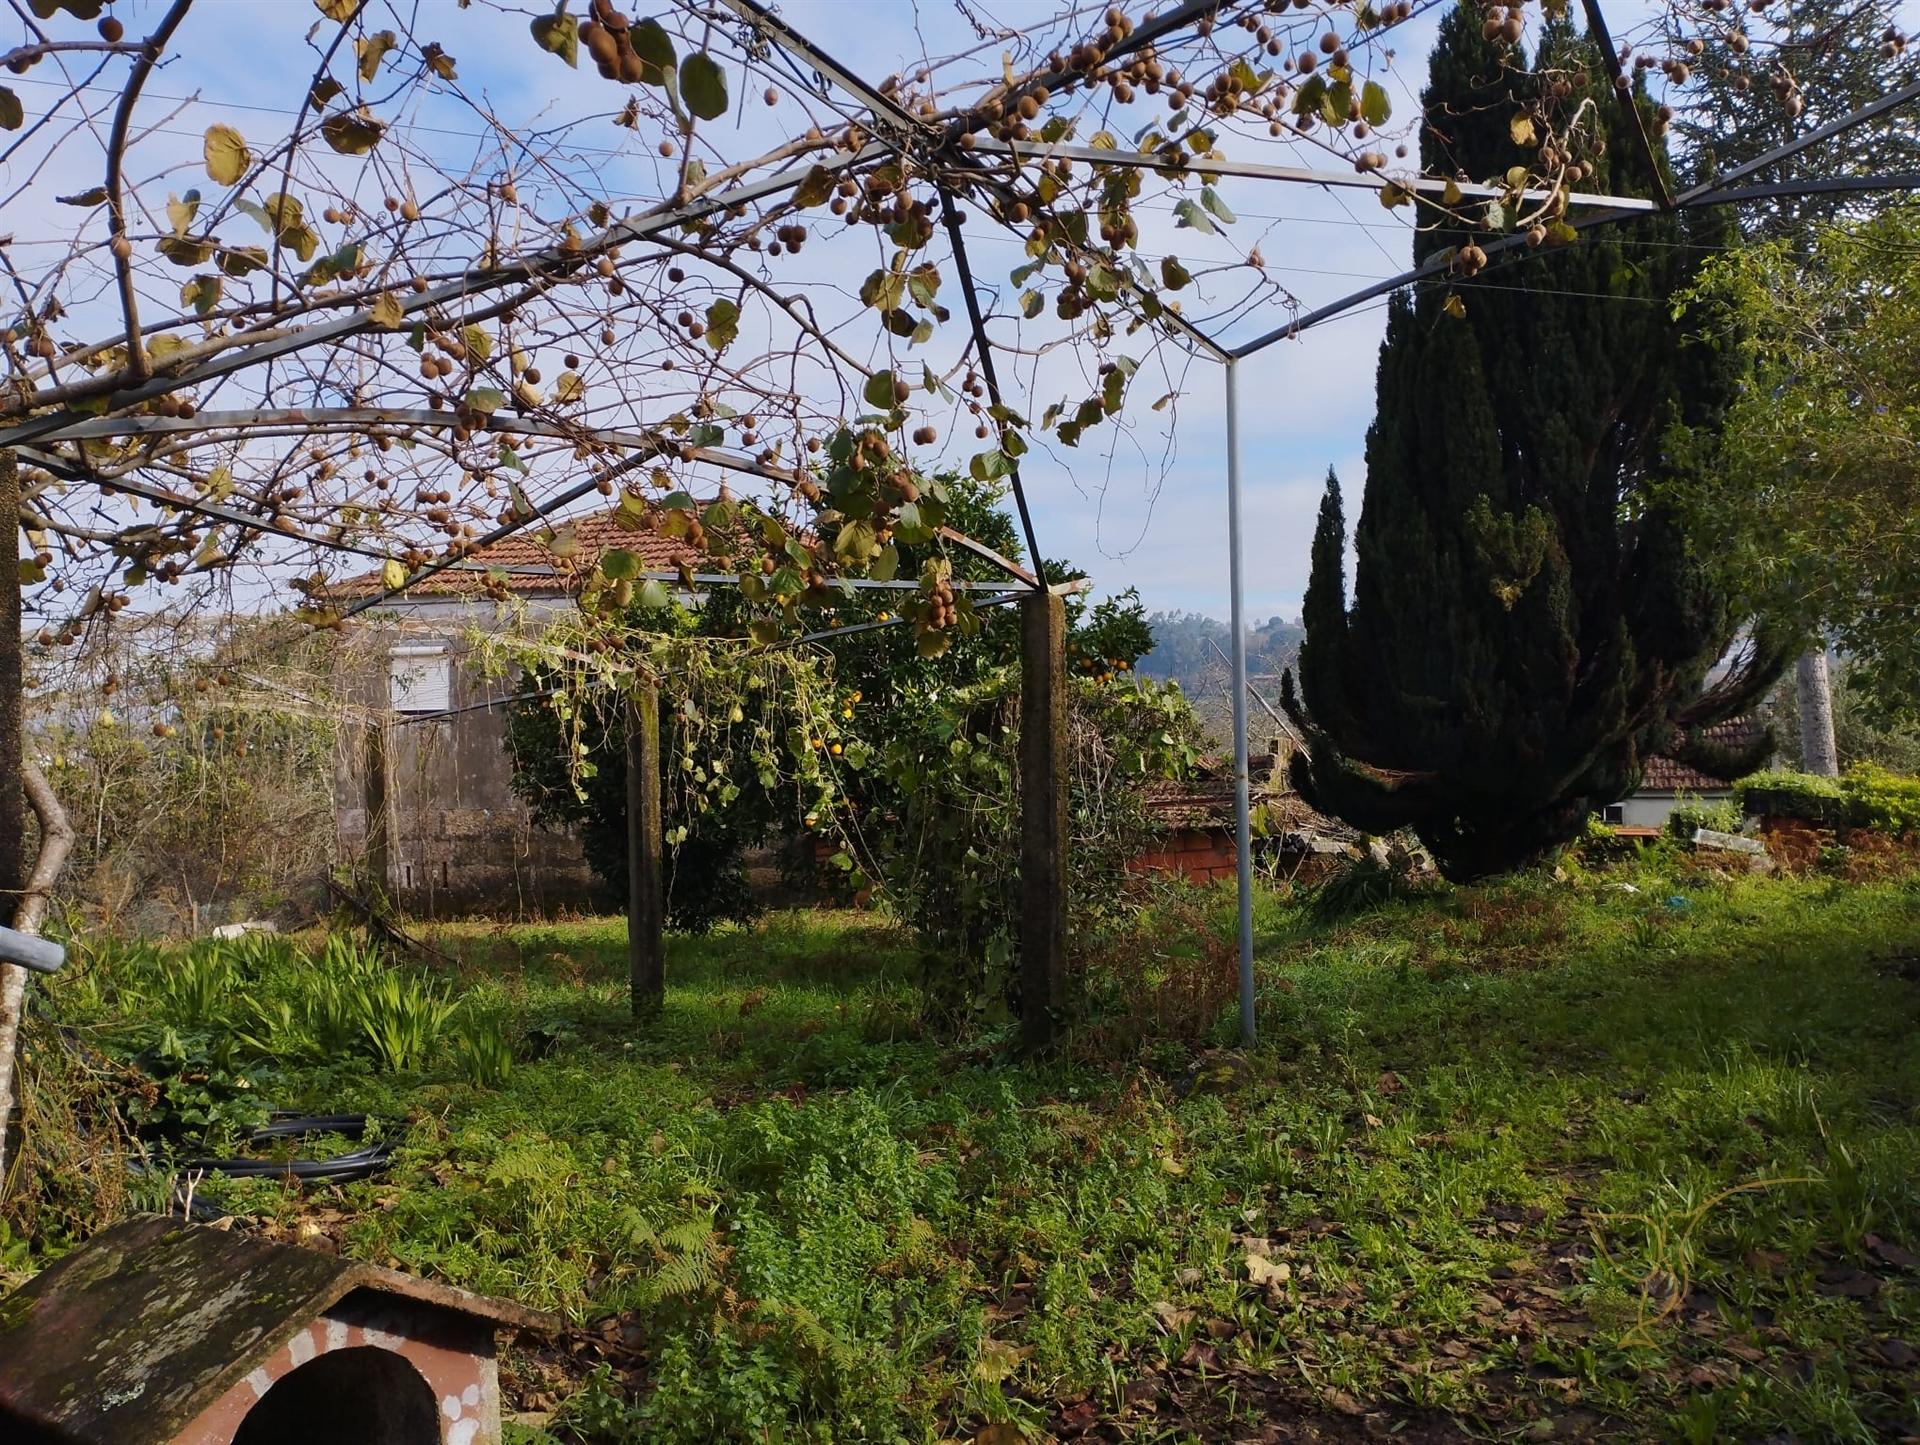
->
[[1020, 588, 1068, 1054], [627, 681, 664, 1018], [361, 718, 391, 905]]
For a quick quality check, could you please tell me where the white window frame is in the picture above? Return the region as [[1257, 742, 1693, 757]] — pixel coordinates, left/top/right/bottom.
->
[[387, 642, 452, 714]]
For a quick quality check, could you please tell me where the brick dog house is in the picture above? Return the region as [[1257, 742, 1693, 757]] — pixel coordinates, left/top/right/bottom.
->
[[1131, 744, 1357, 884], [0, 1215, 550, 1445]]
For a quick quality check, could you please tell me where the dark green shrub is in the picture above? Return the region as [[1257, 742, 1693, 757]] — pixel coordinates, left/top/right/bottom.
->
[[1737, 771, 1851, 827]]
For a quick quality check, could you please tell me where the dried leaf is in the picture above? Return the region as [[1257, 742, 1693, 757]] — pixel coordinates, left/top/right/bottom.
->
[[369, 292, 404, 328], [321, 109, 385, 155], [356, 29, 397, 82], [203, 123, 250, 185]]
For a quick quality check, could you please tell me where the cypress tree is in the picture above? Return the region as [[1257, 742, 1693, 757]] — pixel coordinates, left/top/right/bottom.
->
[[1282, 4, 1790, 881]]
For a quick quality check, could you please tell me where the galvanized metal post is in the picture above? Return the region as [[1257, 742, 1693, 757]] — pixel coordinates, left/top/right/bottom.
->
[[1225, 360, 1256, 1048]]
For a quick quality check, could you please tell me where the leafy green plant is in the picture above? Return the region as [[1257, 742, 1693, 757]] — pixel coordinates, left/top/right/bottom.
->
[[1841, 763, 1920, 837], [1309, 840, 1434, 922], [356, 969, 454, 1073], [125, 1027, 273, 1144], [1666, 794, 1743, 840], [449, 1009, 515, 1089], [1737, 771, 1850, 827]]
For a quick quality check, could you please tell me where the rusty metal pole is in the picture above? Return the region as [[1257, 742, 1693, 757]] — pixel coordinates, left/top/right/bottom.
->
[[626, 682, 664, 1018], [1019, 589, 1068, 1054]]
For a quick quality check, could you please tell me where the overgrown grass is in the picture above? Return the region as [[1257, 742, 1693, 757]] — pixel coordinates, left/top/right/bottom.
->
[[14, 854, 1920, 1442]]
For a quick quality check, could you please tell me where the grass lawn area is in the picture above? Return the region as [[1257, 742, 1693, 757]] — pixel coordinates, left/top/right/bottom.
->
[[16, 853, 1920, 1442]]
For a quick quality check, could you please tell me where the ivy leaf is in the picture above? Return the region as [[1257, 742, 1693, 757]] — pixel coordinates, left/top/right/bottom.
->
[[1172, 198, 1216, 235], [681, 52, 728, 121], [356, 29, 398, 82], [155, 235, 215, 267], [897, 503, 940, 544], [705, 298, 739, 351], [321, 109, 385, 155], [496, 443, 528, 473], [165, 190, 201, 236], [870, 544, 899, 582], [629, 19, 675, 84], [968, 449, 1011, 482], [366, 291, 404, 329], [859, 268, 906, 311], [1361, 80, 1391, 127], [180, 274, 223, 316], [863, 370, 898, 410], [529, 7, 577, 66], [203, 124, 251, 185], [907, 263, 942, 307], [216, 245, 268, 278], [794, 165, 834, 208]]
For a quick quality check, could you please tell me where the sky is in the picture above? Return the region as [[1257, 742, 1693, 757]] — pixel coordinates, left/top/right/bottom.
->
[[8, 0, 1915, 628]]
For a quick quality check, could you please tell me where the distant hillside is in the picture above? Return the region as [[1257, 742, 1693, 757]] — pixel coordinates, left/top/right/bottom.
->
[[1137, 611, 1304, 748]]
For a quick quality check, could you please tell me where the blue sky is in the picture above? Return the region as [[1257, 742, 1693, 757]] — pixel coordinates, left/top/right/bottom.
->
[[10, 0, 1913, 625]]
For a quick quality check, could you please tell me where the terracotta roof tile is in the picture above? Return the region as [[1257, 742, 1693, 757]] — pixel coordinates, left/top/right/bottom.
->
[[1639, 717, 1766, 793], [330, 510, 706, 599]]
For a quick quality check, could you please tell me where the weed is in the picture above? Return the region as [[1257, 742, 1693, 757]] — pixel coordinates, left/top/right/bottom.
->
[[449, 1009, 515, 1089]]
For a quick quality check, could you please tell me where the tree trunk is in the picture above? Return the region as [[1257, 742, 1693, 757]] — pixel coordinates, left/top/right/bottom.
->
[[1018, 590, 1067, 1056], [626, 683, 663, 1019], [0, 764, 74, 1188], [1796, 648, 1839, 777], [1, 449, 25, 1189], [1, 450, 22, 916]]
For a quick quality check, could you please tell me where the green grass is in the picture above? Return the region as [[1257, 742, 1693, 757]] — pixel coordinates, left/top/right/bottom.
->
[[20, 856, 1920, 1442]]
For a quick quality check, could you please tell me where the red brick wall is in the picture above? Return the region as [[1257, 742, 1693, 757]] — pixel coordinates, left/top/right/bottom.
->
[[1126, 826, 1239, 885]]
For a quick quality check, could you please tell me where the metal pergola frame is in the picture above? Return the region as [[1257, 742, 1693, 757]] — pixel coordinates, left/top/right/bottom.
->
[[12, 0, 1920, 1047]]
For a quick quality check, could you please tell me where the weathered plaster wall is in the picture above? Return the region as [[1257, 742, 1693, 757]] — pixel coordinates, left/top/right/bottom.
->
[[334, 596, 599, 917]]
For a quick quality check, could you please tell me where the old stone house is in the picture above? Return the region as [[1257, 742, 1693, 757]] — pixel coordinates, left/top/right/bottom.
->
[[329, 515, 701, 916]]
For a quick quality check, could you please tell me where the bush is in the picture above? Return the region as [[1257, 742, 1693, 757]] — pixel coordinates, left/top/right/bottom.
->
[[1736, 766, 1920, 837], [1842, 763, 1920, 837], [1666, 794, 1743, 840], [1737, 771, 1851, 828], [1308, 840, 1436, 922]]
